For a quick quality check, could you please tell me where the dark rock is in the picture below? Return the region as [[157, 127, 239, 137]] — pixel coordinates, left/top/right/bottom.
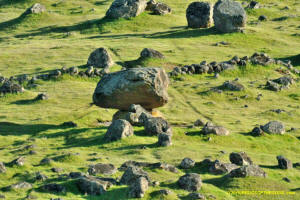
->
[[43, 184, 66, 193], [258, 15, 267, 21], [194, 119, 205, 126], [208, 160, 239, 174], [229, 165, 267, 178], [283, 177, 291, 182], [77, 176, 112, 195], [266, 80, 281, 91], [51, 168, 63, 173], [247, 1, 260, 9], [178, 173, 202, 191], [158, 133, 172, 147], [202, 122, 229, 136], [88, 163, 117, 175], [93, 68, 169, 110], [0, 195, 4, 199], [213, 0, 247, 33], [106, 0, 147, 19], [251, 53, 274, 66], [10, 156, 25, 166], [61, 121, 77, 127], [187, 192, 206, 199], [104, 119, 133, 141], [277, 156, 293, 169], [144, 117, 171, 135], [140, 48, 165, 59], [159, 189, 173, 195], [251, 126, 264, 136], [220, 80, 245, 91], [128, 177, 149, 198], [85, 66, 94, 77], [262, 121, 285, 134], [68, 67, 79, 75], [180, 158, 195, 169], [120, 166, 151, 185], [40, 158, 53, 165], [0, 81, 24, 94], [152, 2, 171, 15], [35, 93, 48, 101], [230, 152, 253, 166], [186, 2, 213, 28], [87, 48, 113, 68], [272, 76, 294, 87], [35, 172, 48, 181]]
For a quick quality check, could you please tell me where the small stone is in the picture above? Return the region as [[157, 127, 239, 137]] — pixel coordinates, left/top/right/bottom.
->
[[61, 121, 77, 127], [283, 177, 291, 182], [180, 158, 195, 169], [187, 192, 206, 199], [277, 156, 293, 169], [35, 172, 48, 181], [258, 15, 267, 21], [35, 93, 48, 101]]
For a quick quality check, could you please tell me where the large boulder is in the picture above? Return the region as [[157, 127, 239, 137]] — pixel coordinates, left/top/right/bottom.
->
[[77, 176, 112, 195], [158, 132, 172, 147], [106, 0, 147, 19], [104, 119, 133, 141], [128, 177, 149, 198], [213, 0, 246, 33], [186, 2, 213, 28], [87, 48, 113, 68], [229, 152, 253, 166], [178, 173, 202, 191], [261, 121, 285, 134], [120, 166, 151, 185], [93, 68, 169, 110], [229, 165, 267, 178]]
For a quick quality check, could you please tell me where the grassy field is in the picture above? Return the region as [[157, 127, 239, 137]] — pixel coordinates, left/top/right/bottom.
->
[[0, 0, 300, 199]]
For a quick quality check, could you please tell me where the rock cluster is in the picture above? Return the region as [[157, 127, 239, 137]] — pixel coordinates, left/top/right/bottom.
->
[[266, 76, 294, 91]]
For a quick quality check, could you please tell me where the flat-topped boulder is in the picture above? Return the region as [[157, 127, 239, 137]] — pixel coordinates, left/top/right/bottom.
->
[[93, 68, 169, 110], [106, 0, 147, 19]]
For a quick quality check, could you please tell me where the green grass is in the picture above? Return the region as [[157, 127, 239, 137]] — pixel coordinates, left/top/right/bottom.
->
[[0, 0, 300, 199]]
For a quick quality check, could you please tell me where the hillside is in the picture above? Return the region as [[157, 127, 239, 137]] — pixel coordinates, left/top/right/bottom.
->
[[0, 0, 300, 199]]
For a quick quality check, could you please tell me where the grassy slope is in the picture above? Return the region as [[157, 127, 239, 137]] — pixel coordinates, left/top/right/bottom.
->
[[0, 0, 300, 199]]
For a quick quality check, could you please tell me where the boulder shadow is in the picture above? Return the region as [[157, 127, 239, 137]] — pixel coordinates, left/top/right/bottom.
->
[[259, 164, 279, 169], [276, 54, 300, 67], [0, 12, 28, 30], [11, 99, 39, 105]]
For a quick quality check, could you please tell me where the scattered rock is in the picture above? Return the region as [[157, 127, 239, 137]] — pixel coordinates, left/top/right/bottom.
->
[[10, 156, 25, 166], [104, 119, 133, 141], [144, 117, 171, 135], [35, 172, 48, 181], [178, 173, 202, 191], [220, 80, 245, 91], [8, 182, 32, 190], [152, 2, 172, 15], [187, 192, 206, 199], [258, 15, 267, 21], [213, 0, 247, 33], [283, 177, 291, 182], [128, 177, 149, 198], [25, 3, 46, 14], [106, 0, 147, 19], [180, 158, 195, 169], [251, 126, 264, 136], [87, 48, 113, 69], [51, 168, 63, 173], [0, 81, 24, 94], [88, 163, 117, 175], [140, 48, 165, 59], [194, 119, 205, 126], [261, 121, 285, 134], [202, 122, 229, 136], [209, 160, 239, 174], [247, 1, 260, 9], [35, 93, 48, 101], [43, 184, 66, 193], [251, 52, 275, 66], [77, 176, 112, 195], [229, 152, 253, 166], [229, 165, 267, 178], [158, 132, 172, 147], [0, 162, 6, 173], [186, 2, 213, 28], [277, 156, 293, 169], [40, 158, 53, 165], [69, 172, 84, 179], [60, 121, 77, 127], [93, 68, 169, 110], [120, 166, 151, 185]]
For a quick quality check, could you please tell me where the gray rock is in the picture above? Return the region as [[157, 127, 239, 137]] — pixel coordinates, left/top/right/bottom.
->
[[187, 192, 206, 200], [120, 166, 151, 185], [35, 172, 48, 181], [251, 126, 264, 136], [26, 3, 46, 14], [128, 177, 149, 198], [229, 152, 253, 166], [266, 80, 281, 91], [178, 173, 202, 191], [10, 156, 25, 166], [220, 80, 245, 91], [9, 182, 32, 190], [87, 48, 113, 68], [262, 121, 285, 134], [104, 119, 133, 141], [77, 176, 111, 195], [88, 163, 117, 175], [186, 2, 213, 28], [202, 122, 229, 136], [0, 162, 6, 173], [194, 119, 205, 126], [209, 160, 239, 174], [213, 0, 246, 33], [93, 68, 169, 110], [277, 156, 293, 169], [43, 184, 66, 193], [251, 53, 274, 66], [180, 158, 195, 169], [69, 172, 84, 179], [158, 133, 172, 146], [229, 165, 267, 178], [106, 0, 147, 19], [152, 2, 171, 15], [144, 117, 171, 135], [272, 76, 294, 87], [140, 48, 165, 59]]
